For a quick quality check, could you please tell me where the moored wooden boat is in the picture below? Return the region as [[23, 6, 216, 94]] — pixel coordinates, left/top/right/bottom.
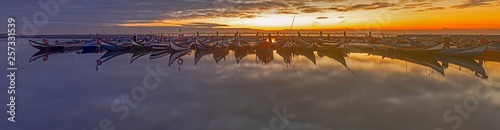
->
[[97, 38, 132, 51], [380, 40, 445, 54], [489, 40, 500, 49], [132, 40, 152, 50], [29, 39, 85, 51], [169, 40, 193, 51], [439, 43, 488, 56]]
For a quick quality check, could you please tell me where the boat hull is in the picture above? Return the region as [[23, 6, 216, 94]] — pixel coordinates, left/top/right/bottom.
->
[[99, 39, 131, 51], [439, 44, 488, 56], [29, 40, 65, 51], [169, 41, 193, 51], [132, 40, 152, 50]]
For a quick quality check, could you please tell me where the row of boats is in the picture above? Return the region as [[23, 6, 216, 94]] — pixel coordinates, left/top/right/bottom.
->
[[29, 32, 347, 54], [30, 43, 496, 79], [29, 32, 499, 57]]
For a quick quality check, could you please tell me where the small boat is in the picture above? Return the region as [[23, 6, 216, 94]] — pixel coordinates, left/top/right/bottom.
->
[[317, 49, 348, 69], [80, 39, 101, 51], [98, 38, 132, 51], [315, 38, 346, 50], [194, 37, 213, 50], [169, 39, 193, 51], [234, 38, 249, 50], [380, 39, 445, 54], [81, 43, 99, 50], [132, 40, 152, 50], [273, 37, 288, 48], [234, 47, 248, 64], [151, 42, 170, 50], [489, 40, 500, 49], [276, 38, 293, 49], [439, 43, 488, 56], [29, 39, 84, 51], [214, 39, 230, 51], [131, 35, 154, 50], [291, 38, 314, 50]]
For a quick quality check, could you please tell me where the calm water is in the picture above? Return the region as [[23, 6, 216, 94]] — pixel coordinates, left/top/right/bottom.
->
[[2, 39, 500, 130]]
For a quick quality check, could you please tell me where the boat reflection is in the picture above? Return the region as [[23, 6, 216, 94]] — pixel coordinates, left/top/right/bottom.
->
[[435, 56, 488, 79], [96, 50, 131, 70], [194, 49, 211, 65], [317, 49, 348, 69], [234, 48, 248, 65], [130, 50, 153, 64], [293, 49, 316, 65], [369, 50, 445, 76], [277, 48, 292, 64], [29, 48, 103, 63], [149, 49, 171, 60], [169, 50, 191, 66], [29, 47, 497, 79]]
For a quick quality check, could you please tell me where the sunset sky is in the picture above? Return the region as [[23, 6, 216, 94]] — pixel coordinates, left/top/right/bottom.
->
[[2, 0, 500, 34]]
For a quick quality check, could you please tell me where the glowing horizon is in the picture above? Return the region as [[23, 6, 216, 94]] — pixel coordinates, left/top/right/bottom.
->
[[117, 0, 500, 31]]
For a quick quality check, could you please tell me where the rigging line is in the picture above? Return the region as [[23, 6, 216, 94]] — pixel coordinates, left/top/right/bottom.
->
[[291, 62, 303, 87], [288, 16, 296, 36], [71, 54, 74, 70], [99, 24, 106, 35], [97, 61, 109, 78], [287, 16, 302, 87]]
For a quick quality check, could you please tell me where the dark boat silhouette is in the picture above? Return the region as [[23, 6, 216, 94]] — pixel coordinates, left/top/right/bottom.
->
[[293, 49, 316, 65], [97, 38, 132, 51], [256, 49, 274, 64], [473, 50, 500, 63], [130, 50, 153, 64], [435, 56, 488, 79], [29, 39, 84, 51], [317, 49, 348, 68], [194, 49, 211, 65], [276, 47, 292, 64], [169, 49, 191, 66], [371, 51, 445, 76], [29, 50, 76, 62], [213, 48, 229, 64], [149, 49, 171, 60], [234, 47, 248, 65]]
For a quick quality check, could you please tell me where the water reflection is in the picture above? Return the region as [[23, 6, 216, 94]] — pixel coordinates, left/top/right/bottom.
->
[[31, 46, 497, 79]]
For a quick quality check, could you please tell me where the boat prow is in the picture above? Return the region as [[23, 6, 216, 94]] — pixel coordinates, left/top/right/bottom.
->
[[29, 39, 64, 51], [440, 44, 488, 56]]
